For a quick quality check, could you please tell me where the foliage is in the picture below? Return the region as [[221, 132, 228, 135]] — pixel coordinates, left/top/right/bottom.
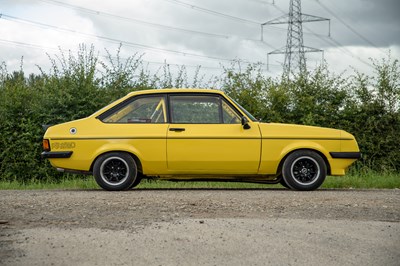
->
[[0, 45, 399, 182]]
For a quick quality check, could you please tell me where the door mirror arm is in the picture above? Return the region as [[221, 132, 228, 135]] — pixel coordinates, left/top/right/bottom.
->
[[241, 116, 251, 130]]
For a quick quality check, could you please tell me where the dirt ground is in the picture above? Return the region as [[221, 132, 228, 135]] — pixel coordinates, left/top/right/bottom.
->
[[0, 189, 399, 266]]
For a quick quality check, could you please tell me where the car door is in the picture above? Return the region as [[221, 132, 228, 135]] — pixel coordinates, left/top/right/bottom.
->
[[166, 94, 261, 174]]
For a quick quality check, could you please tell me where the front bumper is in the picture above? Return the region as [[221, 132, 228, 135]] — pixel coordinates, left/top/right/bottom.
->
[[330, 152, 361, 159], [41, 151, 73, 159]]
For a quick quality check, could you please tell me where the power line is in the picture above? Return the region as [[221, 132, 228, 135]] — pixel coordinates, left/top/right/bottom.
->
[[249, 0, 275, 5], [157, 0, 283, 49], [37, 0, 230, 40], [36, 0, 278, 52], [161, 0, 260, 25], [0, 38, 63, 53], [0, 38, 222, 70], [0, 1, 295, 73], [0, 13, 238, 63], [158, 0, 336, 69], [0, 38, 280, 72], [314, 0, 385, 54], [318, 35, 373, 67], [159, 0, 340, 71]]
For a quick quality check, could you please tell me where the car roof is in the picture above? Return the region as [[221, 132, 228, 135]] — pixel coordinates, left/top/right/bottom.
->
[[90, 88, 227, 119], [126, 88, 225, 97]]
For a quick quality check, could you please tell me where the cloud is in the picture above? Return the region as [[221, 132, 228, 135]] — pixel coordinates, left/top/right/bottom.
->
[[0, 0, 398, 78]]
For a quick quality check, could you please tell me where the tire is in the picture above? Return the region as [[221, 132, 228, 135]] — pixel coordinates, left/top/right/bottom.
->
[[93, 152, 139, 191], [282, 150, 327, 191], [279, 177, 290, 189], [128, 174, 142, 189]]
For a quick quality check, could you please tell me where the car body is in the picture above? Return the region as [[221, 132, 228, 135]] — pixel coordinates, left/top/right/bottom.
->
[[42, 88, 361, 191]]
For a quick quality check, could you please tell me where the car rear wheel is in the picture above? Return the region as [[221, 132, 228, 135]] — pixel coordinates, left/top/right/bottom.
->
[[93, 152, 139, 191], [282, 150, 326, 191]]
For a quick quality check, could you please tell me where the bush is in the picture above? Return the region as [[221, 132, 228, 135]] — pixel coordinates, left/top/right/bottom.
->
[[0, 46, 398, 182]]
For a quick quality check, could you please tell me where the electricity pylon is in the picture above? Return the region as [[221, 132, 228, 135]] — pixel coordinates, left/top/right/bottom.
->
[[262, 0, 330, 79]]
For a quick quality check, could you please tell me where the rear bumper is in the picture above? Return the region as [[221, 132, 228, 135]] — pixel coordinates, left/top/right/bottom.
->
[[330, 152, 361, 159], [41, 151, 73, 159]]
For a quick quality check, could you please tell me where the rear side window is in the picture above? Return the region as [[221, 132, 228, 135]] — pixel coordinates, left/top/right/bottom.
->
[[102, 96, 166, 123]]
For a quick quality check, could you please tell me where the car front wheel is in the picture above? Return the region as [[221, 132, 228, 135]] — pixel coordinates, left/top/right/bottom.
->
[[93, 152, 139, 191], [282, 150, 327, 191]]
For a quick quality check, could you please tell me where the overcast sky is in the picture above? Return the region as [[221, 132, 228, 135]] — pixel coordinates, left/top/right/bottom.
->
[[1, 0, 399, 80]]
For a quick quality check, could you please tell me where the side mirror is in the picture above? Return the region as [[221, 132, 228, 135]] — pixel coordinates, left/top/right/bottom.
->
[[241, 116, 251, 130]]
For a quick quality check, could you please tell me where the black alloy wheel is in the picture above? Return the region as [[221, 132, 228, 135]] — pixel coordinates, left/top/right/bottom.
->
[[93, 152, 140, 191], [282, 150, 327, 191]]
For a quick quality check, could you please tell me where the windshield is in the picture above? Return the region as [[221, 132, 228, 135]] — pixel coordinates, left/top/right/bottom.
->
[[227, 96, 258, 122]]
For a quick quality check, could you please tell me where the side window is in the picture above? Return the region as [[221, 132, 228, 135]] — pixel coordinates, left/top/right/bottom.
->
[[102, 96, 166, 123], [170, 95, 221, 124]]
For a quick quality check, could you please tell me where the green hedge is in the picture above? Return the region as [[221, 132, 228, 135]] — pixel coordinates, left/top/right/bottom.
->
[[0, 46, 399, 182]]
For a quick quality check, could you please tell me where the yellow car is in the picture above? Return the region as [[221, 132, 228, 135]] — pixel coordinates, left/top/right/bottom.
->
[[42, 89, 361, 191]]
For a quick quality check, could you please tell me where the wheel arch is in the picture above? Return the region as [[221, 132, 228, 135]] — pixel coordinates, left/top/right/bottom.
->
[[90, 150, 143, 174], [276, 148, 331, 176]]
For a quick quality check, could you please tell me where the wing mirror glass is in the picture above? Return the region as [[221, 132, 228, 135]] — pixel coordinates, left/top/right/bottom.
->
[[241, 116, 251, 129]]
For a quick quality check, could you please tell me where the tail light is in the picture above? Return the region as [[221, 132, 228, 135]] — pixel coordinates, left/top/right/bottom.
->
[[43, 139, 50, 151]]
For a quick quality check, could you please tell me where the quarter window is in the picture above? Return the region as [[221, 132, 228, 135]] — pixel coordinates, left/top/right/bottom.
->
[[102, 96, 166, 123], [222, 100, 241, 124]]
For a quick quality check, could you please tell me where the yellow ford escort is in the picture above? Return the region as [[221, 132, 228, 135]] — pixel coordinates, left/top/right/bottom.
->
[[42, 89, 361, 191]]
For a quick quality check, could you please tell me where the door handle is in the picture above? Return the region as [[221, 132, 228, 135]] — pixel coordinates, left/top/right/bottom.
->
[[169, 128, 186, 132]]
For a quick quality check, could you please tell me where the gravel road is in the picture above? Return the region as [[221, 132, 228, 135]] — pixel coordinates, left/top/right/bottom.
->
[[0, 189, 399, 266]]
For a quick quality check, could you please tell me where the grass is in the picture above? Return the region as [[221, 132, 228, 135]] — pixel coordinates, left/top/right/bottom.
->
[[0, 177, 99, 190], [322, 171, 400, 189], [0, 172, 399, 190]]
